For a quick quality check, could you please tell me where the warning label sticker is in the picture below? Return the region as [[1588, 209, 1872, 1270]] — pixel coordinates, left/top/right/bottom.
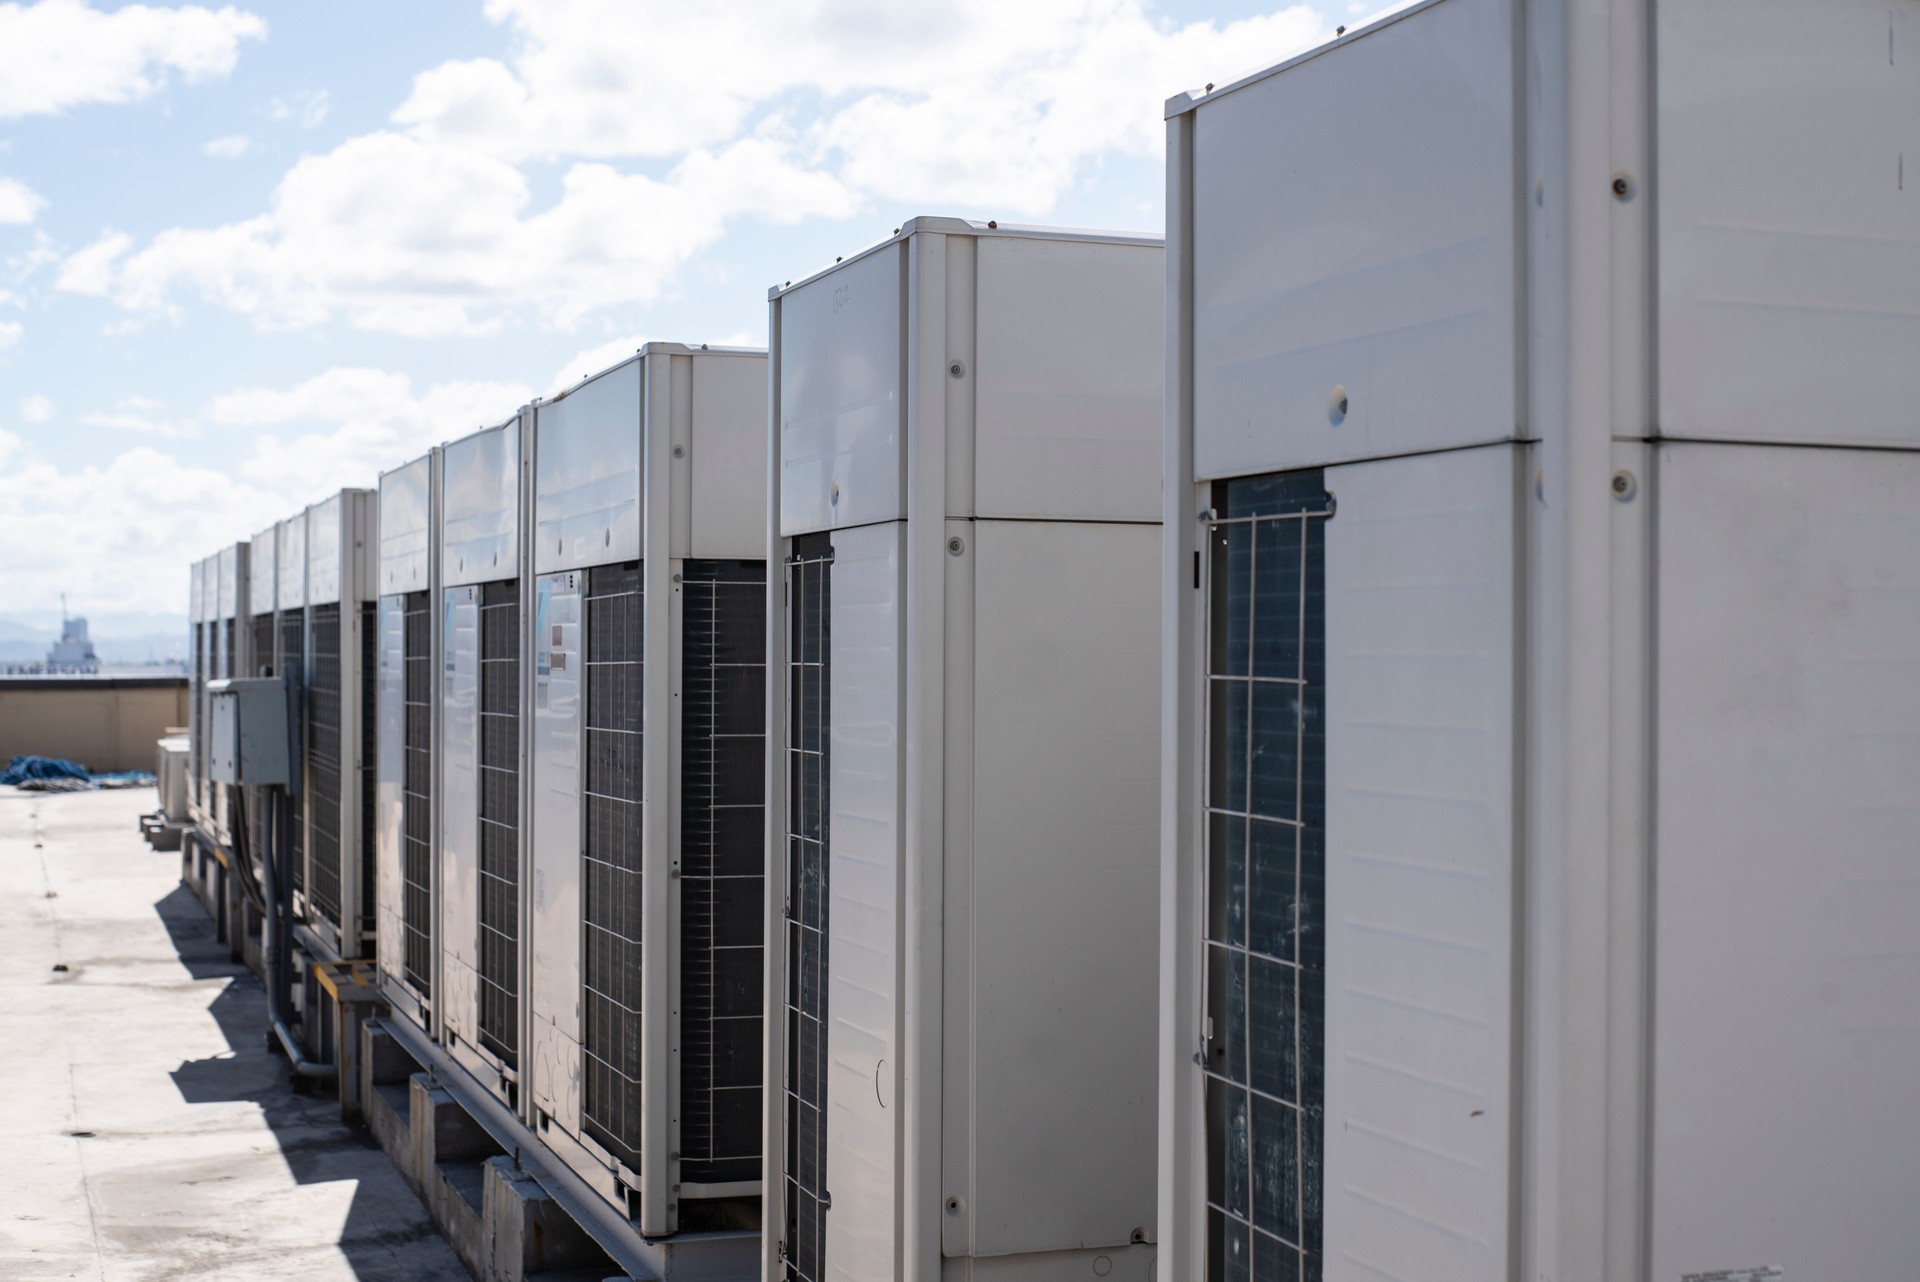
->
[[1681, 1268, 1784, 1282]]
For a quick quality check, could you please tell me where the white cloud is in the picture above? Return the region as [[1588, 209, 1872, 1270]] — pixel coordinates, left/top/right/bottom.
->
[[0, 366, 534, 614], [393, 0, 1340, 209], [0, 0, 266, 120], [0, 440, 285, 615], [0, 320, 20, 351], [0, 176, 44, 223], [210, 366, 533, 493], [58, 0, 1365, 335], [67, 131, 854, 335], [203, 133, 250, 158], [268, 87, 329, 128], [79, 395, 196, 438], [53, 230, 132, 294], [19, 393, 52, 423]]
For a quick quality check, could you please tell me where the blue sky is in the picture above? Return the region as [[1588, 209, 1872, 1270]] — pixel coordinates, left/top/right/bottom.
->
[[0, 0, 1393, 631]]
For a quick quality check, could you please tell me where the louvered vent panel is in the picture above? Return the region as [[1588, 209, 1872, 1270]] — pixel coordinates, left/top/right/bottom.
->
[[309, 603, 343, 929], [281, 610, 306, 895], [679, 559, 767, 1185], [248, 613, 275, 864], [1202, 472, 1331, 1282], [360, 601, 378, 940], [402, 591, 433, 994], [783, 534, 831, 1282], [192, 624, 207, 810], [477, 578, 521, 1066], [582, 562, 643, 1168]]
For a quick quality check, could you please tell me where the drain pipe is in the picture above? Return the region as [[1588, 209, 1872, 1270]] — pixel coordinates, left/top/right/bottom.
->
[[261, 785, 335, 1080]]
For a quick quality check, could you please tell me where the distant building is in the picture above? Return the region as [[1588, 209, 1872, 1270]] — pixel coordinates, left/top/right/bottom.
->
[[47, 605, 99, 673]]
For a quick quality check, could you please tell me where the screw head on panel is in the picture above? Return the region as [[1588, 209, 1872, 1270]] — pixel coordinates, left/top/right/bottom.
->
[[1612, 470, 1638, 501], [947, 536, 965, 556], [673, 444, 686, 458], [1329, 384, 1349, 426], [948, 360, 965, 379]]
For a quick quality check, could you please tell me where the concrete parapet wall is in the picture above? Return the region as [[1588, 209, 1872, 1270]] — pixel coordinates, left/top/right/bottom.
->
[[0, 676, 188, 773]]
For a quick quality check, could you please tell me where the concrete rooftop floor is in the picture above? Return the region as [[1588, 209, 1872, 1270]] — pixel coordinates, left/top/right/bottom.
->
[[0, 784, 467, 1282]]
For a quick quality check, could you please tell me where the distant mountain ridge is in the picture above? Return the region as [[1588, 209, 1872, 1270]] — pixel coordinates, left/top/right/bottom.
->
[[0, 612, 189, 664]]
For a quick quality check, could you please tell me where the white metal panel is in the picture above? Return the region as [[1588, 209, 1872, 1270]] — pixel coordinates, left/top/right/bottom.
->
[[278, 514, 307, 612], [1322, 444, 1517, 1282], [535, 362, 642, 576], [249, 527, 277, 617], [689, 350, 769, 557], [959, 519, 1160, 1254], [778, 248, 904, 536], [375, 594, 408, 998], [217, 544, 239, 619], [441, 585, 481, 1045], [1190, 0, 1517, 481], [347, 489, 377, 604], [189, 558, 205, 623], [308, 494, 343, 606], [824, 520, 903, 1282], [1651, 443, 1920, 1279], [973, 238, 1163, 522], [381, 456, 434, 596], [1656, 0, 1920, 448], [529, 572, 584, 1123], [443, 421, 521, 588]]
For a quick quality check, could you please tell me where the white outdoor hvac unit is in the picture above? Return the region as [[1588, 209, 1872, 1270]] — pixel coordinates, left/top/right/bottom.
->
[[188, 557, 210, 830], [438, 413, 530, 1106], [209, 542, 251, 852], [524, 344, 769, 1242], [245, 523, 279, 874], [763, 219, 1165, 1282], [275, 511, 310, 913], [1159, 3, 1920, 1281], [300, 489, 378, 962], [376, 450, 440, 1038]]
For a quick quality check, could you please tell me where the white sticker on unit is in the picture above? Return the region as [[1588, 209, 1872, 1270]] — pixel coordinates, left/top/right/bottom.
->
[[1681, 1268, 1784, 1282]]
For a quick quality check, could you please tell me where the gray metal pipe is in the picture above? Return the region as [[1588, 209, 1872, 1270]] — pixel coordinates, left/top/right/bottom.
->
[[259, 787, 334, 1081]]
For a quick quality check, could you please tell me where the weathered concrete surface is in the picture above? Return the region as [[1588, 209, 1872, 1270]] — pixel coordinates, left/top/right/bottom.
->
[[0, 785, 468, 1281]]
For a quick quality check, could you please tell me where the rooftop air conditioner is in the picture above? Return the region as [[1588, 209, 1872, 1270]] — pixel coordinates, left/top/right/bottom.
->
[[301, 489, 378, 962], [438, 412, 530, 1108], [523, 344, 769, 1244], [277, 510, 310, 911], [763, 218, 1165, 1282], [375, 449, 439, 1036], [1159, 3, 1920, 1279]]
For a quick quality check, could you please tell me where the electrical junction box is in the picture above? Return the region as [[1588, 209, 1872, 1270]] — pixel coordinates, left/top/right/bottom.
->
[[207, 676, 290, 786]]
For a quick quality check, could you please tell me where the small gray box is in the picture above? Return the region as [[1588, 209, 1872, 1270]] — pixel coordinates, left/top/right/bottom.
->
[[208, 676, 290, 785]]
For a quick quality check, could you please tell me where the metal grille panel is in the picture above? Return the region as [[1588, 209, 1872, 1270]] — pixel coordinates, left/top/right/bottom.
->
[[192, 623, 207, 811], [1203, 472, 1331, 1282], [309, 604, 343, 929], [680, 559, 767, 1186], [477, 578, 521, 1066], [582, 562, 643, 1168], [248, 613, 275, 864], [783, 535, 831, 1282], [360, 601, 377, 940], [402, 590, 434, 994], [281, 609, 306, 895]]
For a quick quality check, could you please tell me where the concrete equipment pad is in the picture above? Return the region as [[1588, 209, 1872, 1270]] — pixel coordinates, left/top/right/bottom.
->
[[0, 785, 468, 1281]]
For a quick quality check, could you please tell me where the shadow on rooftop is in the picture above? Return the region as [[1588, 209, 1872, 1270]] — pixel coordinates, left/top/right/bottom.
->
[[155, 885, 468, 1281]]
